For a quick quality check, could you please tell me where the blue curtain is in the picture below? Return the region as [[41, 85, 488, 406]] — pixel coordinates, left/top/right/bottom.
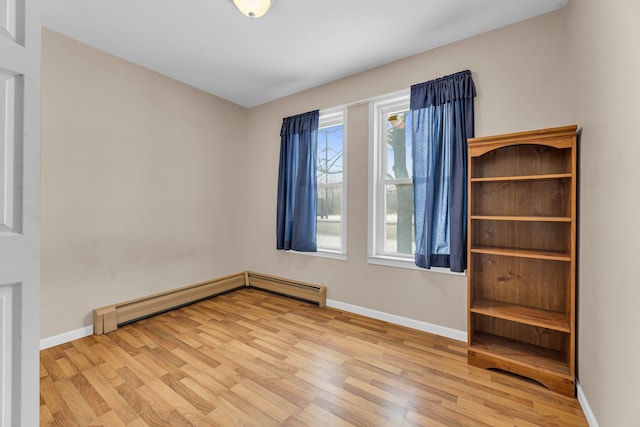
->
[[276, 110, 319, 252], [411, 70, 476, 272]]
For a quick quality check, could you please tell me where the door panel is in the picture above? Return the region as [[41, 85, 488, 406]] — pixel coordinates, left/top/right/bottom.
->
[[1, 0, 19, 43], [0, 283, 18, 425], [0, 71, 22, 234], [0, 0, 40, 425]]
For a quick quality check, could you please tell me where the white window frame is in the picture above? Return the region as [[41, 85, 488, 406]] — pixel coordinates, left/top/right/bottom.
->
[[368, 90, 463, 275], [370, 91, 412, 260], [291, 107, 347, 260]]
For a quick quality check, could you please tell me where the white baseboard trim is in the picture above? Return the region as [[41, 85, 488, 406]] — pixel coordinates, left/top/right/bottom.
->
[[40, 325, 94, 350], [576, 381, 599, 427], [41, 298, 468, 350], [326, 298, 467, 342]]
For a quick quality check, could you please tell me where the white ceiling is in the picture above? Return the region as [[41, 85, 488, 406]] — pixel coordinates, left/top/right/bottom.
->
[[42, 0, 568, 108]]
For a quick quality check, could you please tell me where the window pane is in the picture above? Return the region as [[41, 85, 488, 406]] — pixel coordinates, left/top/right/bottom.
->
[[317, 116, 344, 252], [386, 110, 412, 179], [317, 124, 343, 184], [371, 93, 416, 260], [384, 183, 415, 255], [317, 186, 342, 250]]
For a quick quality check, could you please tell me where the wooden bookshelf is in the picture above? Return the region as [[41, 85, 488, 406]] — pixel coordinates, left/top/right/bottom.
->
[[467, 125, 577, 396]]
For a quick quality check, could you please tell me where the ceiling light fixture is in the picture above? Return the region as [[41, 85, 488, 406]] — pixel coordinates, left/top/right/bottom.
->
[[232, 0, 272, 19]]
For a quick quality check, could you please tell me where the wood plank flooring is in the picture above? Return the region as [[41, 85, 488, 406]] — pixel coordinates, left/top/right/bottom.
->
[[40, 288, 588, 426]]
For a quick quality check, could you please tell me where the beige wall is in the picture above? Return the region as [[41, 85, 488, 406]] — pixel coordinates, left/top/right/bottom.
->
[[566, 1, 640, 425], [244, 10, 570, 333], [41, 29, 248, 338]]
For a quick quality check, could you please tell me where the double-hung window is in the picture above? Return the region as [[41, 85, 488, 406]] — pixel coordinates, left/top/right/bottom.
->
[[316, 108, 346, 255], [369, 92, 414, 263], [369, 73, 474, 274]]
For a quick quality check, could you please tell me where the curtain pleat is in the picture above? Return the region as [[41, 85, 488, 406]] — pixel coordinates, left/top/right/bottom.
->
[[276, 110, 319, 252], [411, 70, 475, 272]]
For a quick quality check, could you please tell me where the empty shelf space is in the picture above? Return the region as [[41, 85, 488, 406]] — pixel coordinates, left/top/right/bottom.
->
[[470, 298, 570, 332], [469, 332, 571, 378]]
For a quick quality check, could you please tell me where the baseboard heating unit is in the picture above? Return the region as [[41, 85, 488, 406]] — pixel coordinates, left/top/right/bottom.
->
[[245, 271, 326, 308], [93, 271, 327, 335]]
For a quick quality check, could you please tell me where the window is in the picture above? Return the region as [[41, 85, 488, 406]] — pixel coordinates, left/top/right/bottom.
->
[[369, 81, 471, 275], [369, 92, 414, 261], [316, 108, 346, 255]]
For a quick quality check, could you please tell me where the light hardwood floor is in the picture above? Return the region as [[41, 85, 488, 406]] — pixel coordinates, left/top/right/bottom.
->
[[40, 288, 588, 426]]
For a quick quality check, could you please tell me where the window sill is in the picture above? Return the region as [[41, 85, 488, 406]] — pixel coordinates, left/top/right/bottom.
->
[[286, 249, 347, 261], [367, 255, 466, 276]]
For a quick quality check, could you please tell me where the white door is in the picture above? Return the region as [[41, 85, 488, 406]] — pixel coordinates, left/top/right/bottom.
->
[[0, 0, 41, 425]]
